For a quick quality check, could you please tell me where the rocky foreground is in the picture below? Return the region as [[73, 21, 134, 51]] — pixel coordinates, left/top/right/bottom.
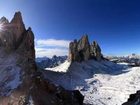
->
[[0, 12, 83, 105]]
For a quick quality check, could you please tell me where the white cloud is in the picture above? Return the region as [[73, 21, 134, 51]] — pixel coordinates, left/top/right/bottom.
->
[[36, 39, 71, 48], [35, 39, 71, 57], [35, 47, 69, 58]]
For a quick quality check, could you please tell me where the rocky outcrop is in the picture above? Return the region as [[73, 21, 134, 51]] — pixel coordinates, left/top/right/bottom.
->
[[122, 91, 140, 105], [69, 35, 103, 62], [0, 12, 84, 105]]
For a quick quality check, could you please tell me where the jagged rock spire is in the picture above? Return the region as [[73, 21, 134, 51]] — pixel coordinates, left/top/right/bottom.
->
[[10, 11, 25, 26], [0, 17, 9, 24], [69, 35, 103, 62], [90, 41, 102, 61], [10, 11, 26, 41]]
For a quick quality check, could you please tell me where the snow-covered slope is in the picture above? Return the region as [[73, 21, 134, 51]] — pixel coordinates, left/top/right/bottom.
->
[[82, 67, 140, 105], [45, 60, 71, 72], [43, 60, 140, 105]]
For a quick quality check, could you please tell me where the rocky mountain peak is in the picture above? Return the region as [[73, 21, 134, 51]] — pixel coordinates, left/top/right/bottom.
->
[[90, 40, 102, 61], [77, 35, 89, 49], [0, 16, 9, 24], [10, 11, 26, 41], [69, 35, 103, 62], [10, 12, 24, 25], [0, 12, 28, 50]]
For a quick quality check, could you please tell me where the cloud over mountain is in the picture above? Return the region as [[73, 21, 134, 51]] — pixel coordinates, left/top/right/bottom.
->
[[35, 39, 71, 57], [36, 39, 71, 48]]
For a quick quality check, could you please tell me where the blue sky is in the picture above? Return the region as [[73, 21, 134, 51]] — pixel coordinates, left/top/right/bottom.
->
[[0, 0, 140, 57]]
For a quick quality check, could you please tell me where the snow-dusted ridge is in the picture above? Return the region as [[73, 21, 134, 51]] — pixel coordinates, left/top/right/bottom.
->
[[43, 59, 140, 105], [45, 60, 71, 72]]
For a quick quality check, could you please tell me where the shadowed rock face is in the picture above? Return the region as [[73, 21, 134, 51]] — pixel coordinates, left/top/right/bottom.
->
[[69, 35, 103, 62], [0, 12, 84, 105], [90, 41, 102, 61], [122, 91, 140, 105]]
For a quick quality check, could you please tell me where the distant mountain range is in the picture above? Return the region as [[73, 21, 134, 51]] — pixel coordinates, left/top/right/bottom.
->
[[36, 55, 67, 69], [106, 54, 140, 67]]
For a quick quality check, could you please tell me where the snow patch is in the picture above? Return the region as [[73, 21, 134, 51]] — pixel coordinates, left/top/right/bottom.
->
[[28, 96, 34, 105]]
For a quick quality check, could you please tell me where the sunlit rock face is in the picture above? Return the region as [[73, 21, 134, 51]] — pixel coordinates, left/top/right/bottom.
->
[[69, 35, 103, 62], [0, 12, 84, 105]]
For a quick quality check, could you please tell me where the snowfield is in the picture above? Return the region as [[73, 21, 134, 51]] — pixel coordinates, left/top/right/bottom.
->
[[43, 60, 140, 105], [82, 67, 140, 105]]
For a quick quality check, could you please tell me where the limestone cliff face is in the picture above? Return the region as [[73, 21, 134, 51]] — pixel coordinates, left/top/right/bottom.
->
[[0, 12, 83, 105], [69, 35, 103, 62]]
